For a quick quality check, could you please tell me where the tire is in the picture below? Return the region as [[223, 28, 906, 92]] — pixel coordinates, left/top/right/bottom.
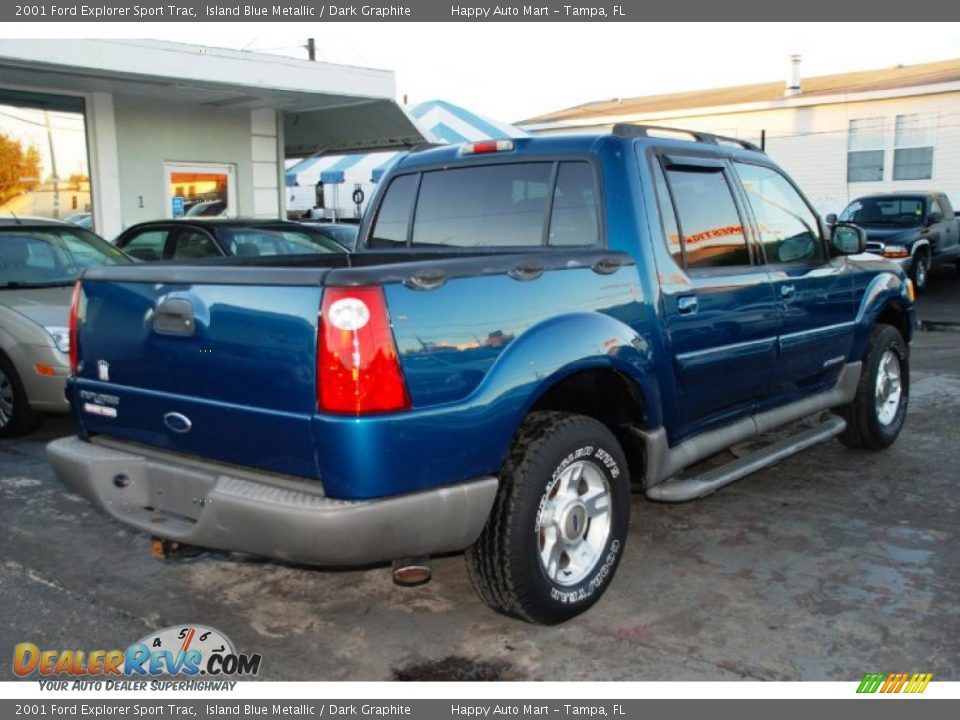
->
[[838, 325, 909, 451], [0, 354, 43, 438], [910, 249, 930, 294], [465, 411, 630, 625]]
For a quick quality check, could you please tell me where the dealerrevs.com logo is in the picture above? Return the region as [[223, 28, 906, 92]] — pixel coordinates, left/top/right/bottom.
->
[[13, 625, 261, 689]]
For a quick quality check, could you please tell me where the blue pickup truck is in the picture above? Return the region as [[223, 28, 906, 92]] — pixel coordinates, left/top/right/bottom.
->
[[48, 127, 916, 624], [836, 191, 960, 293]]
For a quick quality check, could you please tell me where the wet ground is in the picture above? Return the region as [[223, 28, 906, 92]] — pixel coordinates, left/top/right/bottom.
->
[[1, 268, 958, 682]]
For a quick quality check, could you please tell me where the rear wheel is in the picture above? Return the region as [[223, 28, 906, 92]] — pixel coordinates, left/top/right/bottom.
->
[[838, 325, 909, 450], [0, 355, 43, 438], [911, 249, 930, 293], [465, 411, 630, 625]]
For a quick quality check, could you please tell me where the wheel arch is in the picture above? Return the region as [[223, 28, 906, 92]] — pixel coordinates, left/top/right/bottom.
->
[[853, 272, 915, 356], [876, 300, 913, 344], [520, 366, 654, 488]]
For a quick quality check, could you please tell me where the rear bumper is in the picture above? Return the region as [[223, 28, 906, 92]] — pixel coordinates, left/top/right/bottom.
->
[[47, 436, 498, 567]]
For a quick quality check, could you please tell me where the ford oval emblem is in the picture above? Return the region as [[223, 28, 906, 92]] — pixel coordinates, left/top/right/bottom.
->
[[163, 412, 192, 434]]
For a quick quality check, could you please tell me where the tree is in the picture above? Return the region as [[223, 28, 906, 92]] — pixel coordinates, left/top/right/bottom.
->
[[67, 172, 89, 190], [0, 133, 42, 205]]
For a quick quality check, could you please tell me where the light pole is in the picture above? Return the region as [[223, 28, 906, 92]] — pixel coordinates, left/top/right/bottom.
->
[[43, 109, 59, 219]]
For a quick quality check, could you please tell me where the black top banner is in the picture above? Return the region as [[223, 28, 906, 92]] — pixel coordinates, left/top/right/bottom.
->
[[1, 0, 943, 22]]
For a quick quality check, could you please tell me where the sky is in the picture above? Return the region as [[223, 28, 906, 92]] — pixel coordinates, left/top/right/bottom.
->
[[109, 21, 960, 124], [236, 23, 960, 122], [4, 22, 960, 134]]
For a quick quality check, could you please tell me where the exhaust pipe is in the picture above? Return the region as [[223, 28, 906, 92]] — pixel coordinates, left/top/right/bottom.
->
[[392, 556, 432, 586]]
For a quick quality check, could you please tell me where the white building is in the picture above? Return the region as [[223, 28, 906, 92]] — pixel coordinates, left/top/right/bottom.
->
[[520, 57, 960, 215], [0, 40, 425, 239]]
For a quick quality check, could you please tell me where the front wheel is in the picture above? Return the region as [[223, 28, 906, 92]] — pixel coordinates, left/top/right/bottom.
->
[[0, 355, 43, 438], [838, 325, 909, 450], [465, 411, 630, 625], [911, 250, 930, 293]]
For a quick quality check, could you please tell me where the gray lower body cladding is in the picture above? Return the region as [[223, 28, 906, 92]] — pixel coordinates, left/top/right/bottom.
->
[[638, 362, 862, 491], [46, 436, 498, 567]]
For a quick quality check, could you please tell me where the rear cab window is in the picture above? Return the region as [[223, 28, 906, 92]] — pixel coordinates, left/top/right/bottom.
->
[[368, 159, 601, 250]]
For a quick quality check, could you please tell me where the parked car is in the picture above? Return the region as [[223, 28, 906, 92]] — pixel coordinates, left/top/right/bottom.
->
[[300, 221, 360, 251], [184, 200, 226, 218], [64, 212, 93, 230], [834, 192, 960, 292], [48, 128, 916, 624], [112, 219, 347, 261], [0, 217, 129, 437]]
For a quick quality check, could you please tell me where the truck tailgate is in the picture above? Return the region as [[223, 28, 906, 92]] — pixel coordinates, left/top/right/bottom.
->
[[73, 267, 326, 479]]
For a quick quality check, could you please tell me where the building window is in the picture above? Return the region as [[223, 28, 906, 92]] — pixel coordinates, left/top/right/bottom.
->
[[0, 90, 92, 228], [847, 118, 885, 182], [164, 163, 236, 218], [894, 114, 935, 181]]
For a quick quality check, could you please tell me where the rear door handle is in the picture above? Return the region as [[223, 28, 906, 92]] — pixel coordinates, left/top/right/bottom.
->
[[780, 284, 796, 299], [677, 295, 698, 315]]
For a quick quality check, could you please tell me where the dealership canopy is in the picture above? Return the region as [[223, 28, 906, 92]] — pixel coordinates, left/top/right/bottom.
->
[[285, 99, 529, 188], [0, 39, 428, 157]]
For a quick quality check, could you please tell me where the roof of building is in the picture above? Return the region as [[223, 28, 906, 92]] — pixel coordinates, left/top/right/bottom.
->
[[522, 57, 960, 125]]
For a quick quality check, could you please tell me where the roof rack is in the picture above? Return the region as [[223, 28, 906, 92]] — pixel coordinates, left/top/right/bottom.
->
[[612, 123, 764, 153]]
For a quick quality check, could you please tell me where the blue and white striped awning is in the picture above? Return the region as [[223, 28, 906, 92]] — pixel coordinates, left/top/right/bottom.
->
[[286, 99, 528, 188]]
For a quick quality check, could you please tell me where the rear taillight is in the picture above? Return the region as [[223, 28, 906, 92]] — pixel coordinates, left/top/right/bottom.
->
[[68, 280, 81, 375], [317, 286, 411, 415]]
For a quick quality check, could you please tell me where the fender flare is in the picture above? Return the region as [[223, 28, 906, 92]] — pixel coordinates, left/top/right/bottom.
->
[[852, 271, 914, 356], [465, 311, 661, 458]]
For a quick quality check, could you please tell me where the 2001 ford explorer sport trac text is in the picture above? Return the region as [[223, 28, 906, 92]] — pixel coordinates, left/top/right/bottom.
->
[[47, 126, 917, 624]]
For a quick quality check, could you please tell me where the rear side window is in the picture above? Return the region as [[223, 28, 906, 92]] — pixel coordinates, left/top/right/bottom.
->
[[652, 163, 683, 263], [665, 167, 750, 269], [170, 230, 221, 260], [121, 229, 169, 262], [370, 174, 418, 248], [548, 162, 599, 246], [369, 161, 600, 249]]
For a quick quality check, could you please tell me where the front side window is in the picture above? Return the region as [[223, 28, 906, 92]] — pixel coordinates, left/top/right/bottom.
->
[[847, 118, 885, 182], [665, 167, 750, 269], [735, 162, 823, 265], [894, 114, 935, 181]]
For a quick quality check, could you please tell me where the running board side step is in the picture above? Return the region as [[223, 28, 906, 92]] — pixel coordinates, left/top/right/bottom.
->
[[645, 414, 846, 502]]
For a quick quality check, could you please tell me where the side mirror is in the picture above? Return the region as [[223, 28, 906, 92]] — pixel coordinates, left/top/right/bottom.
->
[[926, 211, 943, 225], [831, 223, 866, 255], [825, 213, 838, 226]]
